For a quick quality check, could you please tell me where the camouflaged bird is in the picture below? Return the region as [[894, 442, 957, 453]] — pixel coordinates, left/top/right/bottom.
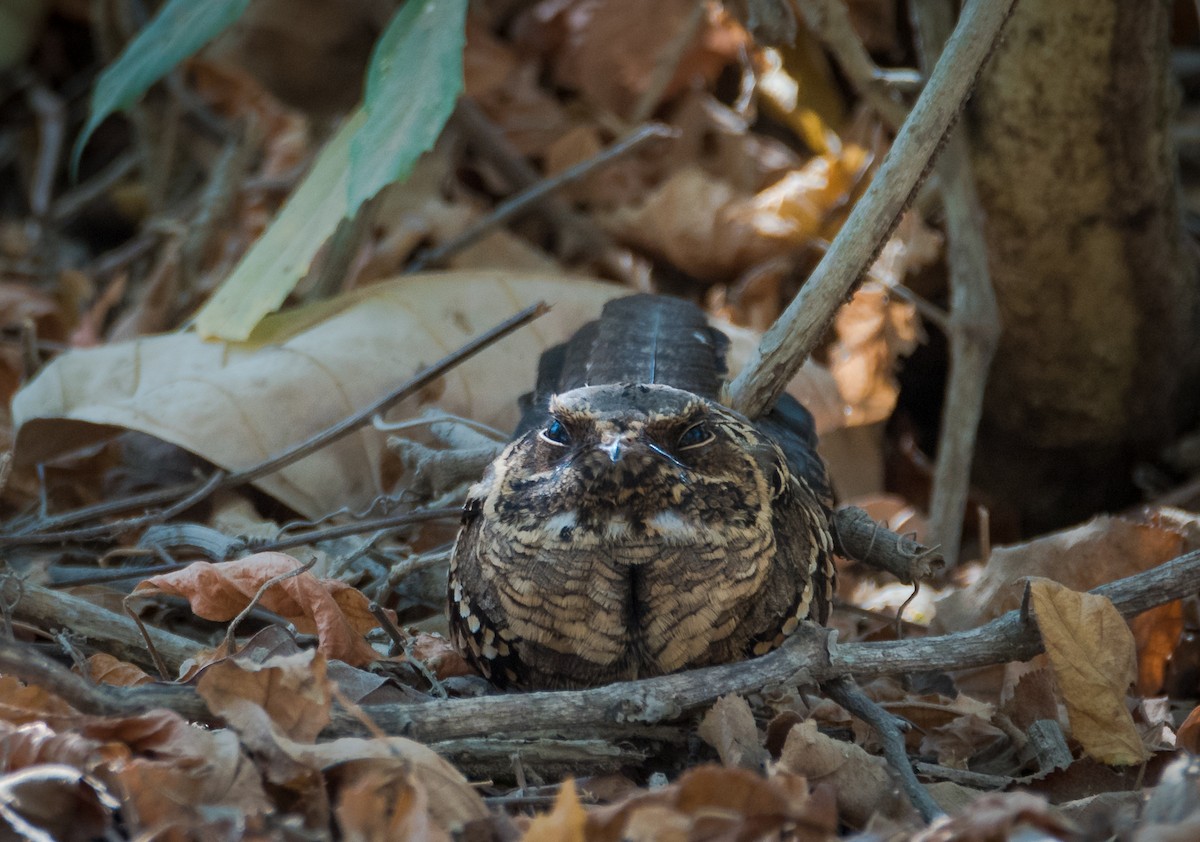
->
[[448, 295, 835, 689]]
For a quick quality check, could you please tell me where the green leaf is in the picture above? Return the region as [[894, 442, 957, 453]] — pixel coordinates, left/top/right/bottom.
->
[[192, 109, 366, 341], [347, 0, 467, 209], [72, 0, 251, 175]]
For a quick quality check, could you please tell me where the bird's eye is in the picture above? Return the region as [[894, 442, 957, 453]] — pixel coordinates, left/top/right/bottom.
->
[[540, 419, 571, 447], [677, 422, 714, 450]]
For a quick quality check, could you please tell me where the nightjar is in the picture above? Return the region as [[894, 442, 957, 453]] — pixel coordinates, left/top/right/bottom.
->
[[448, 295, 835, 689]]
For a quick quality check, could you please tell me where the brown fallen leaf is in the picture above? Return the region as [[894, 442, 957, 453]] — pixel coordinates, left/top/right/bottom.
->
[[0, 764, 118, 842], [1028, 578, 1150, 766], [697, 694, 769, 771], [83, 653, 155, 688], [207, 696, 487, 834], [1175, 705, 1200, 754], [0, 676, 80, 728], [78, 710, 273, 836], [776, 719, 910, 826], [522, 778, 587, 842], [0, 721, 125, 773], [585, 765, 837, 842], [134, 553, 382, 667], [911, 791, 1075, 842], [195, 649, 332, 743], [13, 272, 846, 519], [333, 765, 451, 842]]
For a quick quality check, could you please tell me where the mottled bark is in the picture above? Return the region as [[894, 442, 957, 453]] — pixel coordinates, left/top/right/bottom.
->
[[973, 0, 1198, 448], [969, 0, 1199, 526]]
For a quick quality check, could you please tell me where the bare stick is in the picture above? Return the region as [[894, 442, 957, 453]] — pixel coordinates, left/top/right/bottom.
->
[[410, 126, 673, 272], [222, 557, 315, 656], [11, 580, 203, 675], [5, 304, 545, 541], [795, 0, 911, 132], [913, 0, 1001, 568], [726, 0, 1015, 419], [825, 675, 944, 821], [450, 99, 644, 287]]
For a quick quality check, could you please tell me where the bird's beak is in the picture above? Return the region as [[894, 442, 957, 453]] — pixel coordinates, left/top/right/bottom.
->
[[599, 432, 628, 463]]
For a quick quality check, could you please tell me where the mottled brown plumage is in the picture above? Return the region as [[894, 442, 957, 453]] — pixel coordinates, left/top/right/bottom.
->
[[448, 295, 835, 689]]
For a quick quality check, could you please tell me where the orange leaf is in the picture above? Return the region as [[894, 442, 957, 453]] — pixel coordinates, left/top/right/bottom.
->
[[1177, 705, 1200, 754], [1028, 579, 1149, 766], [522, 778, 586, 842], [134, 553, 383, 666], [83, 653, 154, 688]]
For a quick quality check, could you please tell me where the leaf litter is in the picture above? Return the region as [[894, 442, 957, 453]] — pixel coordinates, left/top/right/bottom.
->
[[0, 0, 1197, 839]]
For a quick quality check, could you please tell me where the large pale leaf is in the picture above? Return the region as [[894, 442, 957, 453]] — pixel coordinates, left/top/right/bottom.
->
[[348, 0, 467, 209], [73, 0, 251, 172], [13, 272, 842, 519], [192, 109, 365, 341], [1028, 578, 1149, 766]]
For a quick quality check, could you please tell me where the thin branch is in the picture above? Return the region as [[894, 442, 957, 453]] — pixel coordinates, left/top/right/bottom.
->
[[4, 304, 546, 542], [450, 99, 647, 288], [794, 0, 911, 132], [913, 0, 1001, 568], [726, 0, 1016, 419], [410, 125, 674, 273]]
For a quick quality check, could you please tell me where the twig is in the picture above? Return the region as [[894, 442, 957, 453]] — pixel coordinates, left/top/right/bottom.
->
[[449, 99, 646, 288], [409, 125, 674, 273], [122, 599, 170, 680], [628, 2, 707, 124], [51, 149, 139, 223], [223, 558, 315, 656], [794, 0, 911, 132], [26, 83, 66, 222], [726, 0, 1016, 419], [913, 0, 1001, 568], [5, 304, 546, 541], [832, 506, 943, 583], [825, 675, 945, 822], [0, 470, 226, 546]]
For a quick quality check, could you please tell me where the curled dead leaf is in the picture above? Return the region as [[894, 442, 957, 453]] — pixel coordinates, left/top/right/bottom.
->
[[195, 649, 332, 743], [134, 553, 383, 666]]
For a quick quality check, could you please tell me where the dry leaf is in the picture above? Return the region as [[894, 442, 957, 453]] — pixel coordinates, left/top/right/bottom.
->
[[585, 765, 836, 842], [1175, 705, 1200, 754], [522, 778, 587, 842], [911, 791, 1074, 842], [0, 676, 79, 728], [334, 765, 451, 842], [1028, 579, 1150, 766], [697, 694, 768, 771], [776, 719, 909, 825], [544, 0, 743, 118], [135, 553, 382, 666], [13, 272, 844, 518], [935, 514, 1187, 631], [83, 653, 155, 688], [209, 698, 486, 833], [0, 721, 125, 773], [0, 764, 118, 842], [195, 650, 332, 743]]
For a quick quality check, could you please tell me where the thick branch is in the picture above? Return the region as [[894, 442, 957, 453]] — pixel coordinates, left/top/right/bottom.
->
[[726, 0, 1015, 418], [7, 549, 1196, 752]]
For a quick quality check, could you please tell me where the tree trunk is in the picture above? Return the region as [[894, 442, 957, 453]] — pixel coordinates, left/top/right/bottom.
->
[[967, 0, 1200, 530]]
